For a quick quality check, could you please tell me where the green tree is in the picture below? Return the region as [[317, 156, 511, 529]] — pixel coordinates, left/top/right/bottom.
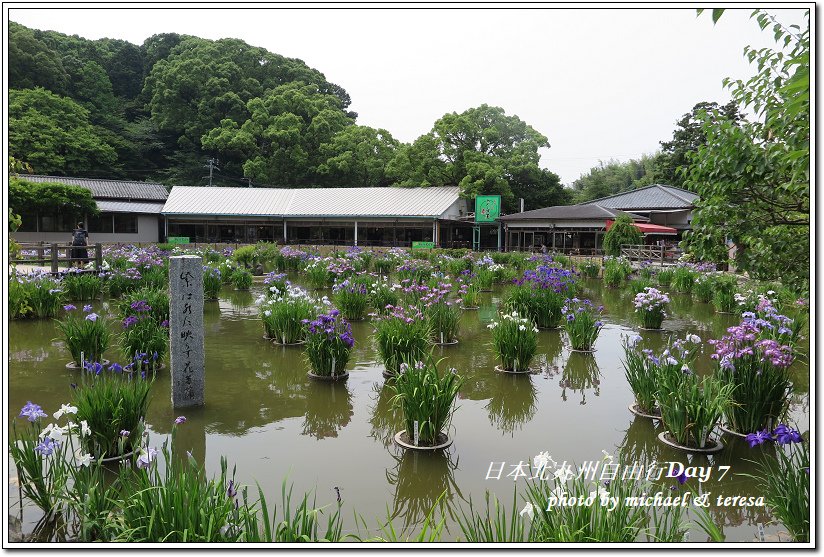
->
[[316, 125, 400, 187], [658, 101, 743, 188], [386, 135, 450, 188], [602, 214, 643, 257], [684, 9, 809, 290], [201, 82, 353, 186], [9, 176, 99, 220], [571, 155, 663, 203], [8, 21, 69, 94], [388, 104, 556, 212], [8, 88, 117, 175]]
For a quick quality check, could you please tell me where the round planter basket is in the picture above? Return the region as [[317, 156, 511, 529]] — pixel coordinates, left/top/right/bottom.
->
[[307, 371, 349, 382], [638, 327, 665, 332], [140, 362, 166, 372], [569, 348, 597, 354], [718, 423, 749, 439], [657, 431, 724, 454], [628, 402, 661, 420], [66, 359, 110, 370], [394, 430, 453, 451], [382, 369, 397, 380], [433, 339, 459, 347], [494, 365, 534, 375], [538, 326, 560, 331], [460, 306, 479, 311], [271, 338, 306, 346]]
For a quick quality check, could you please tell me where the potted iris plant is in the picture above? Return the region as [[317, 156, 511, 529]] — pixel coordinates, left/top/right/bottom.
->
[[303, 309, 355, 381], [389, 357, 462, 450], [489, 311, 539, 373]]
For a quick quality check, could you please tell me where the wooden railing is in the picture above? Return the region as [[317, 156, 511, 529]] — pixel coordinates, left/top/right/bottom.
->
[[11, 242, 103, 273], [620, 244, 682, 265]]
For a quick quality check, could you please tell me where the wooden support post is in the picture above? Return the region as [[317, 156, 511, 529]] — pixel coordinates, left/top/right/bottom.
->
[[95, 243, 103, 271], [51, 244, 59, 273]]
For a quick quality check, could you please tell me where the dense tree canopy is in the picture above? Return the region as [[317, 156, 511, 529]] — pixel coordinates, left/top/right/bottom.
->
[[8, 22, 567, 210], [570, 155, 663, 203], [9, 176, 99, 220], [684, 9, 810, 290], [387, 105, 567, 212], [658, 101, 743, 189], [9, 88, 117, 175]]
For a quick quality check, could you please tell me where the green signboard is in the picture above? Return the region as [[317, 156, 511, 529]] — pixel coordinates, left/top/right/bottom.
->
[[167, 236, 190, 244], [475, 195, 501, 222], [412, 241, 435, 250]]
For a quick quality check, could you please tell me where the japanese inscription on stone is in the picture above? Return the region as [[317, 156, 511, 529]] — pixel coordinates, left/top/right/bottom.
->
[[170, 255, 205, 407]]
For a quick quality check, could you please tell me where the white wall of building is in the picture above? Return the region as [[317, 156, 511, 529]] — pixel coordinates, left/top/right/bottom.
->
[[13, 214, 160, 245]]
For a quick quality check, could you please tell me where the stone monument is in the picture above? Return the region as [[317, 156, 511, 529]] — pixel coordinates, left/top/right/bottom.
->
[[169, 255, 205, 407]]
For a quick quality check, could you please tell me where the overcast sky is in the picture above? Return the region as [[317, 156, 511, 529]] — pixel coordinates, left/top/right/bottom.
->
[[7, 5, 809, 185]]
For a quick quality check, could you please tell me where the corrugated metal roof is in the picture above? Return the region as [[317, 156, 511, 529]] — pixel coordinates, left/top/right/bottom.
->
[[161, 186, 295, 216], [96, 200, 166, 214], [287, 186, 459, 217], [499, 204, 648, 222], [16, 174, 169, 201], [161, 186, 460, 218], [578, 184, 698, 210]]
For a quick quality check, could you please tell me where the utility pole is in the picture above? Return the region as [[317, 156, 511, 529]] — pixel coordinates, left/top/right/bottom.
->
[[204, 158, 220, 186], [243, 177, 253, 188]]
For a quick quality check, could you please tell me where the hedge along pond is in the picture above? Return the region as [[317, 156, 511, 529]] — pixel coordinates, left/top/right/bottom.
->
[[7, 247, 810, 542]]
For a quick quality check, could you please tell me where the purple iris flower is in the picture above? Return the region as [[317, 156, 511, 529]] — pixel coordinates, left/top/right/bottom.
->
[[109, 362, 123, 374], [772, 424, 802, 445], [83, 304, 93, 312], [174, 416, 187, 425], [85, 361, 104, 375], [676, 470, 689, 484], [745, 429, 772, 448], [34, 438, 59, 456], [63, 304, 76, 311], [120, 430, 130, 437], [122, 315, 139, 328], [19, 401, 47, 422]]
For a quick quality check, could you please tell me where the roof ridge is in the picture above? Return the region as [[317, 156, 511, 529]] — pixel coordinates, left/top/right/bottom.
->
[[576, 184, 663, 205], [655, 184, 694, 204], [18, 174, 164, 186]]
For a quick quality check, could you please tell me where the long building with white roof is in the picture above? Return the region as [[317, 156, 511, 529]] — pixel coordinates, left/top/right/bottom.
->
[[161, 185, 473, 247]]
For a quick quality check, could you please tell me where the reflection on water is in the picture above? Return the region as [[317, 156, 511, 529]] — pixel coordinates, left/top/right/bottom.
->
[[385, 449, 465, 533], [485, 373, 537, 435], [369, 383, 402, 448], [8, 278, 810, 542], [302, 380, 353, 440], [559, 352, 601, 405]]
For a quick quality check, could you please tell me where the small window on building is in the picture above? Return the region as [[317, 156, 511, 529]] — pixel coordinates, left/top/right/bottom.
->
[[113, 214, 138, 234], [40, 213, 75, 233], [88, 213, 114, 233]]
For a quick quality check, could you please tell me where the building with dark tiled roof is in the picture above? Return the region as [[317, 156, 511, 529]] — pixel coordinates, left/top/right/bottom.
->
[[12, 175, 168, 244], [499, 185, 697, 253]]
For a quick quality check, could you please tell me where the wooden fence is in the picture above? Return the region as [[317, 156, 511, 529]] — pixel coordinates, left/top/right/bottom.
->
[[11, 242, 103, 273], [620, 244, 680, 265]]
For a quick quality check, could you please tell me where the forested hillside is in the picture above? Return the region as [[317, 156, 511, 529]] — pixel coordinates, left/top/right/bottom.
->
[[7, 22, 569, 213]]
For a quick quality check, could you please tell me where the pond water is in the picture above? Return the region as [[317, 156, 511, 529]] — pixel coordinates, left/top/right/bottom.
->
[[8, 277, 809, 542]]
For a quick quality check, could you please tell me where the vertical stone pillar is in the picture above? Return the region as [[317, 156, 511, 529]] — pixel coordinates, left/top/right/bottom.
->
[[169, 255, 205, 408]]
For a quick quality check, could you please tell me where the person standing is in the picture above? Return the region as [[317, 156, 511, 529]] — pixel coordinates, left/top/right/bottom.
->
[[71, 222, 89, 268]]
